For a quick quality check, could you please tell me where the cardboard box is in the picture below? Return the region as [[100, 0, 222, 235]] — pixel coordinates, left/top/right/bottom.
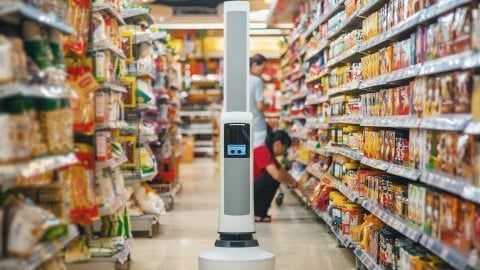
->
[[181, 136, 195, 163]]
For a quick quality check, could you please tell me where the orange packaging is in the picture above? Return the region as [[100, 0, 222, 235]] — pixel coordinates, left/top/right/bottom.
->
[[357, 170, 384, 198], [440, 195, 459, 245], [456, 201, 475, 255]]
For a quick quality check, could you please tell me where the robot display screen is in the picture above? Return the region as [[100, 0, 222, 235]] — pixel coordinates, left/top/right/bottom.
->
[[224, 123, 250, 158]]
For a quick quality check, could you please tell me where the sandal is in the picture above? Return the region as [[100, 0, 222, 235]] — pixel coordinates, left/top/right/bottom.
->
[[255, 215, 272, 223]]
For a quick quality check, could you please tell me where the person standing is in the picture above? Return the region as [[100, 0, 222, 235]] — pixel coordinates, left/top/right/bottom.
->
[[249, 53, 269, 147]]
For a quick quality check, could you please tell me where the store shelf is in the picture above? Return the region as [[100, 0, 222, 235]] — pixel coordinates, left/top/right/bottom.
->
[[0, 2, 75, 34], [152, 31, 168, 41], [418, 234, 467, 270], [291, 91, 309, 101], [139, 134, 158, 144], [305, 140, 331, 157], [0, 224, 79, 270], [133, 32, 153, 44], [333, 180, 361, 203], [327, 44, 361, 68], [180, 111, 214, 117], [305, 70, 329, 84], [362, 200, 422, 242], [359, 11, 421, 54], [328, 115, 362, 125], [358, 0, 471, 55], [181, 129, 214, 135], [465, 121, 480, 135], [361, 116, 422, 129], [387, 163, 421, 181], [92, 2, 125, 25], [98, 194, 129, 216], [90, 245, 131, 265], [419, 114, 471, 131], [293, 188, 309, 205], [124, 171, 157, 185], [0, 83, 72, 100], [327, 81, 361, 96], [0, 152, 77, 182], [327, 145, 363, 161], [360, 65, 420, 90], [420, 171, 480, 205], [287, 32, 302, 47], [128, 67, 156, 80], [327, 8, 363, 41], [307, 166, 325, 179], [95, 121, 128, 130], [122, 8, 154, 24], [417, 0, 472, 24], [304, 0, 345, 40], [137, 103, 158, 111], [331, 225, 358, 248], [353, 247, 382, 270], [314, 209, 330, 224], [99, 82, 128, 93], [304, 42, 329, 62], [95, 156, 128, 171], [361, 157, 420, 180], [360, 157, 390, 171], [419, 51, 474, 76], [91, 39, 126, 59]]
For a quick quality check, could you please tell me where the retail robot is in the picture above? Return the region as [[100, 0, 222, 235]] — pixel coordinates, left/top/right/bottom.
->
[[198, 2, 275, 270]]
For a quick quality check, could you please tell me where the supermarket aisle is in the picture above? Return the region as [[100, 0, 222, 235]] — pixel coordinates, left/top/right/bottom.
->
[[130, 158, 355, 270]]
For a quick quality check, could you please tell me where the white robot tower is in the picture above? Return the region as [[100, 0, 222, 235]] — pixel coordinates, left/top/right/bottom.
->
[[197, 1, 275, 270]]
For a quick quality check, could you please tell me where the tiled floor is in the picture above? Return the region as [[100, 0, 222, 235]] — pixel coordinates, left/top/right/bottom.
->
[[130, 158, 356, 270]]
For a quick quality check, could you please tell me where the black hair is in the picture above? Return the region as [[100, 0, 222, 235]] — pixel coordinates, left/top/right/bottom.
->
[[250, 53, 267, 68], [265, 130, 292, 154]]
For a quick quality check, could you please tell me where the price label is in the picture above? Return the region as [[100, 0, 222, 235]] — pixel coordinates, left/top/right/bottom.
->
[[426, 236, 435, 249], [440, 246, 449, 259]]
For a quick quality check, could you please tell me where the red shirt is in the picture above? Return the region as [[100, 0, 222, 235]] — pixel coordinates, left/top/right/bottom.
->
[[253, 144, 278, 181]]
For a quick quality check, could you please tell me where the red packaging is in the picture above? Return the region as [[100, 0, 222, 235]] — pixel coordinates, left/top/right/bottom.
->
[[397, 85, 411, 115]]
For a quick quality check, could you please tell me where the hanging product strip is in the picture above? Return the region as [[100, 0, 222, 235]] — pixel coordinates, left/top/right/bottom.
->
[[281, 0, 480, 270], [0, 0, 86, 269]]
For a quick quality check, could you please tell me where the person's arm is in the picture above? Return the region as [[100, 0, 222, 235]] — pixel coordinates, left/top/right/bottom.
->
[[254, 78, 267, 112], [256, 100, 267, 111], [265, 164, 297, 187]]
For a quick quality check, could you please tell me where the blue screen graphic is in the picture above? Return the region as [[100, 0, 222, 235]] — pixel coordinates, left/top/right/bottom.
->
[[227, 144, 246, 156]]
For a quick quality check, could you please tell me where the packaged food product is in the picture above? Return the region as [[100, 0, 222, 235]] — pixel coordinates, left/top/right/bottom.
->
[[440, 195, 459, 246], [424, 190, 441, 238], [69, 145, 99, 225], [22, 21, 53, 69], [65, 236, 90, 263], [4, 196, 66, 258], [457, 200, 475, 255], [454, 71, 472, 114], [95, 91, 108, 123]]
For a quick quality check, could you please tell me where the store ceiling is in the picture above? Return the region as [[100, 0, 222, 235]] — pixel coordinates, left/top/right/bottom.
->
[[154, 0, 227, 8], [149, 0, 295, 29]]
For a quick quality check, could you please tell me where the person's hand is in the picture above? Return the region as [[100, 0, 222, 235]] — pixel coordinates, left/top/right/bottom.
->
[[297, 184, 307, 197]]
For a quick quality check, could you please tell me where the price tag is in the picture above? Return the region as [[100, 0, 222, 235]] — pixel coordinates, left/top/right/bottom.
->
[[426, 236, 435, 249], [440, 246, 449, 259]]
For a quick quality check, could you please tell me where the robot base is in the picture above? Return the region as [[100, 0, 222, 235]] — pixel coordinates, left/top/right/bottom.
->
[[198, 246, 275, 270]]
